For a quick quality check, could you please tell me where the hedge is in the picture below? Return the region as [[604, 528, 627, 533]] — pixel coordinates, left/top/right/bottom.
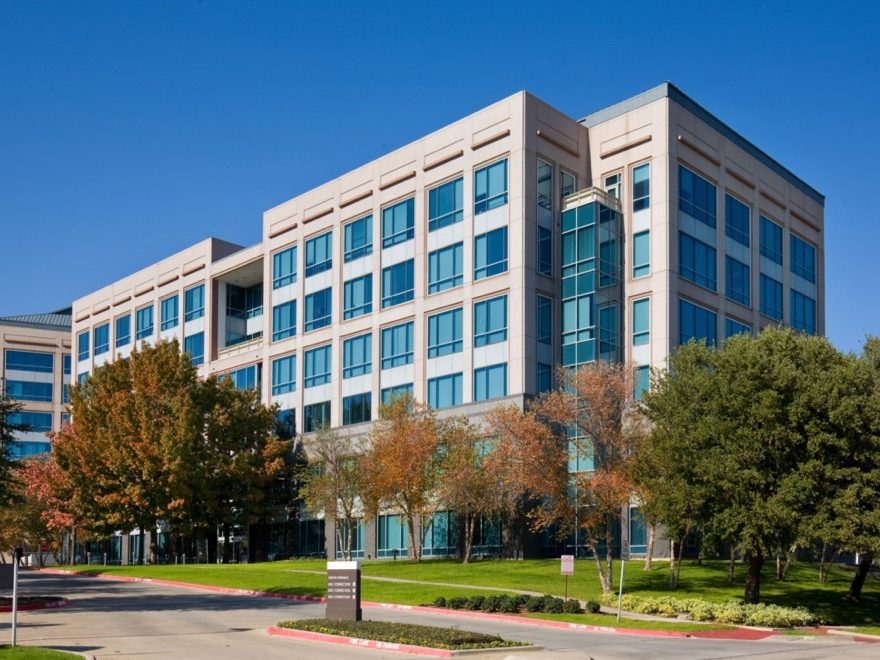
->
[[431, 593, 598, 615]]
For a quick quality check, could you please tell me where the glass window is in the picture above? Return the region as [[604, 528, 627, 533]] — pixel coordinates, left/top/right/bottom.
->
[[678, 165, 717, 227], [790, 290, 816, 334], [428, 308, 462, 359], [5, 350, 53, 373], [679, 232, 717, 290], [632, 163, 650, 211], [561, 170, 576, 198], [474, 227, 508, 280], [537, 159, 552, 211], [679, 298, 717, 346], [343, 333, 372, 379], [537, 227, 552, 277], [94, 323, 110, 355], [725, 318, 751, 338], [6, 380, 53, 402], [344, 215, 373, 262], [273, 245, 297, 289], [474, 159, 508, 214], [343, 392, 372, 426], [382, 198, 415, 248], [305, 231, 332, 277], [304, 288, 332, 332], [272, 300, 297, 341], [760, 274, 783, 321], [381, 321, 414, 369], [725, 256, 750, 307], [428, 243, 463, 294], [474, 363, 507, 401], [8, 411, 52, 433], [226, 364, 260, 391], [275, 408, 296, 440], [428, 177, 463, 231], [633, 298, 650, 346], [77, 331, 89, 361], [304, 345, 331, 388], [63, 354, 71, 375], [759, 216, 783, 264], [135, 305, 154, 340], [377, 514, 409, 558], [303, 401, 330, 432], [604, 172, 621, 199], [77, 372, 88, 385], [381, 383, 413, 405], [474, 295, 507, 347], [633, 230, 650, 278], [184, 332, 204, 366], [184, 284, 205, 321], [115, 315, 131, 347], [634, 366, 650, 401], [536, 295, 552, 345], [271, 354, 297, 395], [725, 194, 750, 247], [537, 362, 552, 394], [381, 259, 414, 308], [428, 373, 462, 409], [790, 234, 816, 283], [160, 296, 179, 330], [343, 274, 373, 320], [62, 384, 70, 404]]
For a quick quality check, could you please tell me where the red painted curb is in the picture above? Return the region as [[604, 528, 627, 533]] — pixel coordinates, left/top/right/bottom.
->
[[267, 625, 454, 657], [0, 597, 71, 613]]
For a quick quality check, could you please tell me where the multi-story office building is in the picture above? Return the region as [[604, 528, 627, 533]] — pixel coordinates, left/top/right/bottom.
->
[[1, 308, 72, 458], [71, 83, 824, 560]]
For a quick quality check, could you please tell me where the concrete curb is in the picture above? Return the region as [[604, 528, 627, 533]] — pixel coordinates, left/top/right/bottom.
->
[[0, 597, 71, 613], [824, 628, 880, 642]]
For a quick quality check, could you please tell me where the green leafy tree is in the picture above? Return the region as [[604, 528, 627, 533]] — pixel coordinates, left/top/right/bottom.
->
[[0, 384, 25, 509]]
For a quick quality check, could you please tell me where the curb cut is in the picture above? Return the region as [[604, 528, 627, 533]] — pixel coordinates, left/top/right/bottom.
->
[[824, 628, 880, 643], [0, 597, 71, 613]]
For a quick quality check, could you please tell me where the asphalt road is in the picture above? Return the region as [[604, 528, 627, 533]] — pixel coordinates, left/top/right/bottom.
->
[[1, 571, 877, 659]]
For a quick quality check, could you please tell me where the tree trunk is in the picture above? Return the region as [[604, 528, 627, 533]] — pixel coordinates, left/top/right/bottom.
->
[[591, 543, 611, 593], [727, 545, 736, 583], [743, 550, 764, 604], [668, 539, 677, 588], [781, 545, 796, 581], [406, 513, 420, 562], [847, 554, 874, 601], [605, 533, 614, 593], [644, 523, 655, 570], [818, 543, 837, 583], [775, 548, 783, 581], [462, 514, 475, 565]]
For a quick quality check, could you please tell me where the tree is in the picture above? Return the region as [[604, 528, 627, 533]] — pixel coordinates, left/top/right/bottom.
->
[[361, 394, 441, 562], [0, 385, 25, 509], [298, 427, 364, 561]]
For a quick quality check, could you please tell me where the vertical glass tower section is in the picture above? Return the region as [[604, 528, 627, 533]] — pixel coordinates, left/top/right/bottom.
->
[[560, 192, 623, 369]]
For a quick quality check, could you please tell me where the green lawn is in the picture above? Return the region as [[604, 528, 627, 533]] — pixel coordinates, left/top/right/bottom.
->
[[0, 647, 77, 659], [64, 557, 879, 626]]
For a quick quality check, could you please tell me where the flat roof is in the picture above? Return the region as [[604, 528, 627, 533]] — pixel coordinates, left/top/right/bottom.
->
[[579, 82, 824, 207]]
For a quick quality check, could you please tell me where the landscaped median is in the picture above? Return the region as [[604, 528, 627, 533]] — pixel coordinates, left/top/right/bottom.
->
[[0, 646, 81, 659]]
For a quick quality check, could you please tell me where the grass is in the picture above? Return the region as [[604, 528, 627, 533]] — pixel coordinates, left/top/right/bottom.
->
[[0, 647, 77, 659], [64, 557, 879, 626], [524, 612, 727, 632]]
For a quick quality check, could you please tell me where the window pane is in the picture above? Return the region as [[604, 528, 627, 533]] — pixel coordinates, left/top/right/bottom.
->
[[725, 195, 750, 247], [344, 274, 373, 319], [428, 308, 462, 358], [382, 198, 415, 248], [474, 363, 507, 401], [272, 300, 297, 341], [537, 159, 552, 211], [632, 163, 650, 211], [304, 345, 332, 388], [305, 232, 332, 277], [633, 298, 650, 346], [474, 159, 508, 214], [427, 372, 462, 409], [474, 295, 507, 347], [679, 232, 717, 291], [790, 234, 816, 283], [760, 216, 783, 265], [537, 227, 552, 276], [185, 284, 205, 321], [344, 215, 373, 262], [382, 260, 414, 308], [428, 178, 463, 231], [381, 321, 414, 369], [305, 288, 332, 331], [273, 246, 298, 288], [633, 231, 650, 278], [428, 243, 463, 294], [536, 296, 552, 345], [725, 257, 751, 307], [343, 333, 372, 378], [343, 392, 372, 425], [474, 227, 508, 280], [184, 332, 204, 366], [679, 298, 717, 346], [679, 165, 716, 227]]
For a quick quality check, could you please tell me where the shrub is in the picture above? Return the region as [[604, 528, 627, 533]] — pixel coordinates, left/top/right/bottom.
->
[[481, 595, 503, 612], [562, 599, 583, 614], [584, 599, 601, 614], [466, 595, 485, 611], [513, 594, 530, 610], [447, 596, 468, 610], [498, 596, 519, 613], [523, 596, 545, 613], [543, 595, 564, 613], [433, 597, 446, 609]]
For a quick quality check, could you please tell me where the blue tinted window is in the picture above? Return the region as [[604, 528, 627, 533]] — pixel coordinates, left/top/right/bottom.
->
[[382, 260, 414, 308], [343, 274, 372, 320], [428, 243, 463, 294], [428, 308, 462, 359], [303, 401, 331, 432], [305, 232, 332, 277], [272, 300, 297, 341], [115, 315, 131, 347], [184, 284, 205, 321], [381, 321, 414, 369], [474, 363, 507, 401], [536, 295, 552, 345], [537, 227, 552, 276], [725, 195, 750, 247], [160, 296, 178, 330], [678, 165, 716, 227], [343, 333, 372, 379], [9, 411, 53, 433], [679, 298, 717, 346], [343, 392, 371, 426], [381, 383, 413, 405], [9, 441, 52, 459], [62, 384, 70, 404], [759, 216, 783, 264], [304, 345, 332, 388], [760, 274, 783, 321], [633, 298, 650, 346], [429, 178, 463, 231], [226, 364, 259, 390], [634, 366, 650, 401], [725, 256, 750, 307], [271, 354, 297, 395], [94, 323, 110, 355], [63, 354, 71, 375], [7, 380, 53, 402], [273, 246, 297, 289], [474, 159, 508, 214], [305, 288, 332, 332], [474, 227, 508, 280], [537, 362, 552, 393], [428, 373, 462, 409], [377, 514, 408, 557], [77, 331, 89, 361], [77, 372, 88, 385], [632, 163, 650, 212], [382, 198, 415, 248], [725, 318, 751, 338], [184, 332, 204, 366], [474, 295, 507, 347], [5, 350, 53, 373], [790, 290, 816, 334], [633, 231, 650, 278], [135, 306, 154, 340], [537, 159, 553, 211], [679, 232, 717, 290], [790, 235, 816, 283], [344, 215, 373, 262]]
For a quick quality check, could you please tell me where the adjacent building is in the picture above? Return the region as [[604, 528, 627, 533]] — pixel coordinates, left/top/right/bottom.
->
[[70, 83, 824, 561]]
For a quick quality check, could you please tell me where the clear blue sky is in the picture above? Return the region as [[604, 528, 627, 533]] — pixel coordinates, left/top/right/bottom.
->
[[1, 1, 877, 352]]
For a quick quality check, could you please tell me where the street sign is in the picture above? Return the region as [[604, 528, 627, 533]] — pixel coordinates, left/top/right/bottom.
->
[[560, 554, 574, 576], [326, 560, 362, 621]]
